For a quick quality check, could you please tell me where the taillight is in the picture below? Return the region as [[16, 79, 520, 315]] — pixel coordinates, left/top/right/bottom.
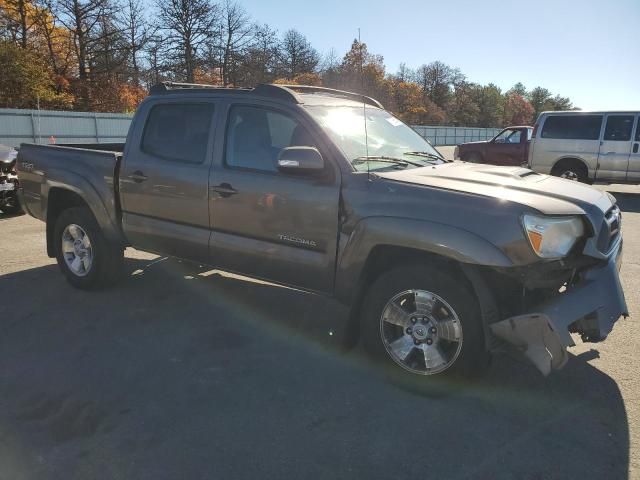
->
[[532, 123, 539, 138]]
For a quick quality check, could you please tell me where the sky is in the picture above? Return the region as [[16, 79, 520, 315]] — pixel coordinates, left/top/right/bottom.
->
[[239, 0, 639, 111]]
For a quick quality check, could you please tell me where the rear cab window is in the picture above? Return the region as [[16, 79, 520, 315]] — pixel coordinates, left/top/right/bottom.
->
[[541, 115, 603, 140], [142, 103, 215, 163]]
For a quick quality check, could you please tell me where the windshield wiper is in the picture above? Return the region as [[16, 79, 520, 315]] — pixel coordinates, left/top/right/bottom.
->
[[352, 156, 424, 168], [403, 151, 445, 162]]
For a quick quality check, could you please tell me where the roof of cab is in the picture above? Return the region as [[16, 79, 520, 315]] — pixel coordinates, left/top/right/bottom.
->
[[149, 82, 384, 109]]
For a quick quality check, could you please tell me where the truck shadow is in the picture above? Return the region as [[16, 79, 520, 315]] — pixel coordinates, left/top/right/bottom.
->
[[0, 256, 630, 480], [609, 191, 640, 214]]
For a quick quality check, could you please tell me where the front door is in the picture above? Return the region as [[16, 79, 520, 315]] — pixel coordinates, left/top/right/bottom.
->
[[489, 128, 526, 166], [119, 99, 217, 262], [626, 115, 640, 182], [208, 102, 341, 293], [597, 114, 635, 182]]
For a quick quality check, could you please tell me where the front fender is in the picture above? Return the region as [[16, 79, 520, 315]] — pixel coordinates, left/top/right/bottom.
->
[[334, 216, 513, 304]]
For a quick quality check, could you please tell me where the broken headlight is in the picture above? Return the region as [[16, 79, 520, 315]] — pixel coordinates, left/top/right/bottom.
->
[[523, 215, 584, 258]]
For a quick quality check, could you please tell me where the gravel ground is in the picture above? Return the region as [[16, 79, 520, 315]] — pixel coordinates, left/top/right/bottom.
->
[[0, 184, 638, 480]]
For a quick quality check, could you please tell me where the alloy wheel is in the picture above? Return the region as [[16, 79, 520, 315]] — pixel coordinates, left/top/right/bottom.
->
[[61, 224, 93, 277], [379, 289, 463, 375]]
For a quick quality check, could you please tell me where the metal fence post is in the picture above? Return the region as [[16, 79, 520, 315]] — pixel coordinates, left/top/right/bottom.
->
[[29, 112, 37, 144], [94, 114, 100, 143]]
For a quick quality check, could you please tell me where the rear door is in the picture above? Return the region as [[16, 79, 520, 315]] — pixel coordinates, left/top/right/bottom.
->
[[597, 114, 635, 181], [626, 114, 640, 181], [208, 100, 341, 293], [119, 98, 217, 262]]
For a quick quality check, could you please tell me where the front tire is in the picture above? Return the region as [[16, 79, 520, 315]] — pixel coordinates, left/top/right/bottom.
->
[[53, 206, 124, 289], [361, 265, 488, 383]]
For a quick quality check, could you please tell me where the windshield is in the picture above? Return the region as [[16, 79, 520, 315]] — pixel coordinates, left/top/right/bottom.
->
[[305, 105, 443, 171]]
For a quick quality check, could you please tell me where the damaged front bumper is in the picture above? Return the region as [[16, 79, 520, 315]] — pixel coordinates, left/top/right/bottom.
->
[[490, 238, 627, 375]]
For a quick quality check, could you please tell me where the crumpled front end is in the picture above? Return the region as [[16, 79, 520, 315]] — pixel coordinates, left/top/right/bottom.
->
[[490, 237, 627, 375]]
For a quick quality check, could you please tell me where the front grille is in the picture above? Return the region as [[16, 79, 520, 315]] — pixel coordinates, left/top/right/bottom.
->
[[597, 205, 621, 253]]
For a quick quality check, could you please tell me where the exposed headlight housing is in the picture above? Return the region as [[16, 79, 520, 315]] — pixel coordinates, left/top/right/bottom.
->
[[523, 215, 584, 258]]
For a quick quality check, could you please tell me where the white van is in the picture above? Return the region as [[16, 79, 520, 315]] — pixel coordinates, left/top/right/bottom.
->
[[528, 111, 640, 183]]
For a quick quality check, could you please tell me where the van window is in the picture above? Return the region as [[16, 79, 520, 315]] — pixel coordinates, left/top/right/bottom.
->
[[604, 115, 634, 141], [142, 103, 215, 163], [540, 115, 602, 140]]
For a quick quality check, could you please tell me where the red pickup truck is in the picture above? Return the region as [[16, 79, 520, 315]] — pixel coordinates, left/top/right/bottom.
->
[[454, 126, 532, 166]]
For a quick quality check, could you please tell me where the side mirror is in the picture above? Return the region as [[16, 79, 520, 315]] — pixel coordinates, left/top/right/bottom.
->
[[277, 146, 324, 174], [494, 138, 505, 144]]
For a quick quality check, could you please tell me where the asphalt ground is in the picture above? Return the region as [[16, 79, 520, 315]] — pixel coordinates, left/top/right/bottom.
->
[[0, 182, 639, 480]]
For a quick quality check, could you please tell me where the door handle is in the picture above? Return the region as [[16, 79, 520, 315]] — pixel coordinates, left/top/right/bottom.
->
[[634, 143, 639, 154], [129, 170, 148, 183], [210, 183, 237, 198]]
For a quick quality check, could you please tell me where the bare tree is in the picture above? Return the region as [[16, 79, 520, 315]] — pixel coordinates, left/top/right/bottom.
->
[[279, 29, 318, 80], [118, 0, 149, 86], [154, 0, 218, 82], [395, 62, 413, 83], [237, 22, 278, 85], [218, 0, 252, 86], [55, 0, 114, 107], [32, 0, 75, 80], [414, 61, 454, 108]]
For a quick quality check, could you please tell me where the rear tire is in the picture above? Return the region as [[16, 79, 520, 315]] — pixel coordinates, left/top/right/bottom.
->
[[551, 159, 589, 183], [53, 206, 123, 289], [360, 264, 489, 386]]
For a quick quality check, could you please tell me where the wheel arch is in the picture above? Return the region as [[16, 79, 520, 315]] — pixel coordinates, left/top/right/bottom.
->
[[551, 156, 590, 178], [335, 217, 511, 346], [45, 181, 124, 258]]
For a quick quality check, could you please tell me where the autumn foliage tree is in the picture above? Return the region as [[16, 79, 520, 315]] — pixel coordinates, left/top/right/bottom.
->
[[0, 0, 573, 124]]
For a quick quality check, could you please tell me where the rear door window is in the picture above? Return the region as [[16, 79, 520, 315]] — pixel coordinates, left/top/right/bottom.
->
[[603, 115, 634, 141], [540, 115, 603, 140], [142, 103, 215, 163]]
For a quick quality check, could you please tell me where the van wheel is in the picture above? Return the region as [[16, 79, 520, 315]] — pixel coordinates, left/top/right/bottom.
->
[[360, 265, 489, 384], [551, 160, 588, 183], [53, 206, 123, 289], [464, 152, 483, 163]]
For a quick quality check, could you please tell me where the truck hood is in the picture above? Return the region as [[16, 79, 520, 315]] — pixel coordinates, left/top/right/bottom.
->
[[459, 140, 487, 147], [376, 162, 613, 216]]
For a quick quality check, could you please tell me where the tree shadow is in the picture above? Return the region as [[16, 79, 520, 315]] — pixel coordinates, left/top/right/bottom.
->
[[0, 256, 630, 480]]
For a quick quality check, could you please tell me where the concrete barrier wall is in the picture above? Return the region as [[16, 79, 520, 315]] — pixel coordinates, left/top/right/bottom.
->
[[411, 125, 502, 146], [0, 108, 133, 147], [0, 108, 501, 148]]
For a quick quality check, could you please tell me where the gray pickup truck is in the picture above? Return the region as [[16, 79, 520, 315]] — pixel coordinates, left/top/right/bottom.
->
[[17, 83, 627, 381]]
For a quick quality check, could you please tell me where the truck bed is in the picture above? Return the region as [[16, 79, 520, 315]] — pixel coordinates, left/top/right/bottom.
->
[[17, 143, 123, 240]]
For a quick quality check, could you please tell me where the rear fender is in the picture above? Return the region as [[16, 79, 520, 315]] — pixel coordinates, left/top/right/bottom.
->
[[44, 170, 124, 251]]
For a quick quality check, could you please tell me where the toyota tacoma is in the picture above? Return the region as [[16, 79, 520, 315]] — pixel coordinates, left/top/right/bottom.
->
[[16, 83, 627, 380]]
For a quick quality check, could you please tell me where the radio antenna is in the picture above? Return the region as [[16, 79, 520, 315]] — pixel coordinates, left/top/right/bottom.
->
[[358, 28, 370, 179]]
